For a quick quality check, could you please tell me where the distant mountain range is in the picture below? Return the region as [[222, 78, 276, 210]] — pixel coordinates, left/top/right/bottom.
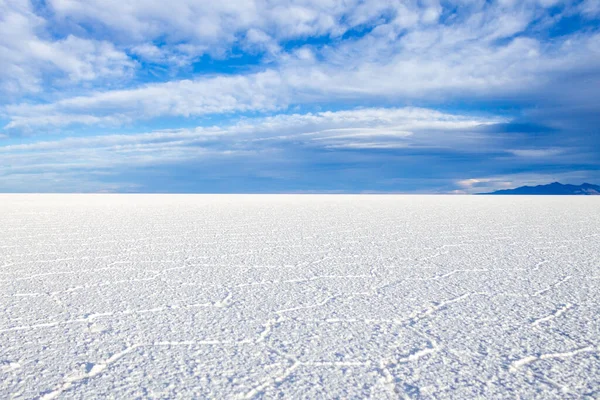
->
[[481, 182, 600, 195]]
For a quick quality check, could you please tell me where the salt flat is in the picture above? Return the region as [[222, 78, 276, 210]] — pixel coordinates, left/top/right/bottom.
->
[[1, 194, 599, 399]]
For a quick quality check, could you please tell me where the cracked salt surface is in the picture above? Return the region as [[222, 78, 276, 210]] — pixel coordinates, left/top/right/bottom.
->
[[1, 194, 599, 399]]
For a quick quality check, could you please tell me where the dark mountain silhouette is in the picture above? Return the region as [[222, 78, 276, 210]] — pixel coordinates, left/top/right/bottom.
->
[[481, 182, 600, 195]]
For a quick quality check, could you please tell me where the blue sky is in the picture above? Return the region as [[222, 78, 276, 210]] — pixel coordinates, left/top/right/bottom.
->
[[1, 0, 599, 193]]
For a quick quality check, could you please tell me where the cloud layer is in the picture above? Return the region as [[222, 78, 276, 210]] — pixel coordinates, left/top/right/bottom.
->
[[1, 0, 599, 192]]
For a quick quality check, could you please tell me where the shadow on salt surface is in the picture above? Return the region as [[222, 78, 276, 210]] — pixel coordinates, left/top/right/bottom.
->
[[265, 319, 432, 363], [64, 344, 287, 399], [526, 354, 600, 396], [0, 327, 131, 399], [0, 294, 67, 329], [169, 262, 316, 287], [539, 303, 600, 347], [262, 365, 382, 399], [0, 266, 159, 298], [46, 280, 230, 317]]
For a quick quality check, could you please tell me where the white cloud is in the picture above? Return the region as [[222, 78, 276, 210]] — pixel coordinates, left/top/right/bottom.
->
[[508, 148, 564, 157], [580, 0, 600, 17], [4, 70, 286, 130], [47, 0, 383, 44], [0, 0, 135, 94], [229, 107, 503, 151], [3, 105, 596, 192], [281, 23, 600, 101], [456, 178, 511, 192], [324, 142, 411, 149], [39, 0, 435, 72], [4, 0, 599, 131], [5, 27, 598, 132], [42, 0, 586, 72], [0, 107, 501, 176]]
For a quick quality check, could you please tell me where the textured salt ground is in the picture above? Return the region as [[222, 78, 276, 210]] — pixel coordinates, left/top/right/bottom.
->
[[0, 194, 599, 399]]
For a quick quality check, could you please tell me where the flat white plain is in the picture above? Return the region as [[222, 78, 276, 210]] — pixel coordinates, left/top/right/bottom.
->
[[1, 194, 599, 399]]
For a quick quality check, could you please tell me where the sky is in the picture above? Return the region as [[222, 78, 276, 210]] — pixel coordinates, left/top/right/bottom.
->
[[1, 0, 599, 193]]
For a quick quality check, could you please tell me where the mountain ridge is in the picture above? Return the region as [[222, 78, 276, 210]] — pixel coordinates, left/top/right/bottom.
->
[[480, 182, 600, 195]]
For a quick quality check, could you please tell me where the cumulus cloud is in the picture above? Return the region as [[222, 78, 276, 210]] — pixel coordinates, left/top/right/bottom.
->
[[0, 0, 135, 94], [3, 0, 600, 131], [42, 0, 596, 72], [47, 0, 411, 46], [4, 29, 599, 131]]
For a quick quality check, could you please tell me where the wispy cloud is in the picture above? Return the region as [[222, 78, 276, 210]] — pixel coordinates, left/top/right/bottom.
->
[[0, 107, 505, 191], [0, 107, 502, 155], [4, 71, 286, 131], [508, 148, 564, 158]]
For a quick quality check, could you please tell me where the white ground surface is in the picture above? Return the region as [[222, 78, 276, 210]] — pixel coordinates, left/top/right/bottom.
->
[[1, 195, 599, 399]]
